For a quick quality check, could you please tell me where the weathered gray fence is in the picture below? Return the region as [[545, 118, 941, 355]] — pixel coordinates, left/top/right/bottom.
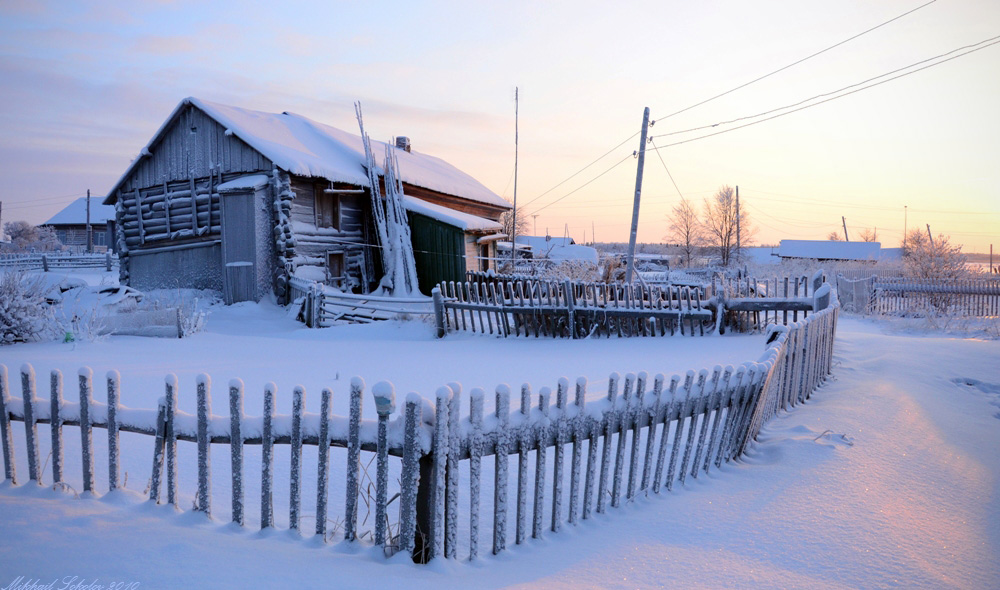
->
[[837, 275, 1000, 317], [435, 279, 713, 338], [290, 276, 433, 327], [2, 285, 839, 565], [0, 252, 116, 272]]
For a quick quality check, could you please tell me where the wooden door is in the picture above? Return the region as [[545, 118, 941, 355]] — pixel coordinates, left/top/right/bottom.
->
[[220, 190, 257, 304]]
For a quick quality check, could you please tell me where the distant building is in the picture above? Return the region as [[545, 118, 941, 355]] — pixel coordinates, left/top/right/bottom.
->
[[41, 197, 116, 252], [777, 240, 885, 262], [499, 235, 599, 264]]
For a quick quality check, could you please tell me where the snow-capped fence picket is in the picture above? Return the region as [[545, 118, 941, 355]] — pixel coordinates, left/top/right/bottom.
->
[[859, 276, 1000, 317], [0, 278, 839, 565]]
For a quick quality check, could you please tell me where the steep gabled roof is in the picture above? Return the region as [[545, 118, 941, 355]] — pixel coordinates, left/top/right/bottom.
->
[[43, 197, 116, 226], [106, 97, 508, 210]]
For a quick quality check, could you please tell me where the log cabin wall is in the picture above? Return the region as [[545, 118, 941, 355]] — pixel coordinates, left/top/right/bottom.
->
[[114, 104, 274, 291], [287, 176, 371, 292]]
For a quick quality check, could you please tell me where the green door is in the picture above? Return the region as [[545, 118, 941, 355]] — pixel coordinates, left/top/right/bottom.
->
[[408, 212, 465, 295]]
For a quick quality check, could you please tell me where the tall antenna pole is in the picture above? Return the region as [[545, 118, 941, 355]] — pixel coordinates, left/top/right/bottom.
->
[[735, 185, 741, 261], [904, 205, 907, 249], [624, 107, 651, 284], [510, 87, 519, 265], [926, 224, 934, 247], [86, 189, 93, 253], [842, 216, 850, 242]]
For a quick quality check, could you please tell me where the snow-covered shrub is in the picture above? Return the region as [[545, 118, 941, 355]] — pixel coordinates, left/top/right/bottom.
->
[[540, 259, 601, 282], [0, 271, 57, 344], [903, 230, 968, 280]]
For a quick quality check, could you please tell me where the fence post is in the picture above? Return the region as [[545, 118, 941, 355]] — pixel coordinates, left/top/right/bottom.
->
[[316, 387, 332, 539], [290, 385, 305, 533], [260, 383, 276, 529], [149, 400, 167, 503], [433, 287, 446, 338], [42, 254, 49, 272], [164, 374, 178, 507], [0, 365, 16, 485], [446, 382, 461, 559], [372, 382, 396, 549], [429, 386, 451, 560], [469, 388, 484, 559], [229, 379, 245, 526], [564, 280, 577, 339], [345, 378, 363, 541], [493, 385, 510, 554], [50, 370, 64, 485], [20, 364, 41, 484], [196, 374, 212, 517], [105, 252, 112, 272], [78, 368, 95, 493], [107, 370, 121, 491], [399, 393, 422, 561]]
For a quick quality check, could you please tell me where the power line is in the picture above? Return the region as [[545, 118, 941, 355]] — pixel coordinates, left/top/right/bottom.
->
[[648, 137, 684, 200], [652, 0, 939, 124], [646, 36, 1000, 152], [652, 35, 1000, 140], [526, 154, 634, 216], [518, 133, 638, 210]]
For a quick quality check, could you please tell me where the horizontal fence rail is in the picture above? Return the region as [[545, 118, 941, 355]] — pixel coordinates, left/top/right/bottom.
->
[[289, 276, 433, 327], [2, 281, 839, 565], [0, 252, 117, 272]]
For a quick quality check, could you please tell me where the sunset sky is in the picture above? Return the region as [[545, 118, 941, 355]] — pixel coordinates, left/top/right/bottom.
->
[[2, 0, 998, 252]]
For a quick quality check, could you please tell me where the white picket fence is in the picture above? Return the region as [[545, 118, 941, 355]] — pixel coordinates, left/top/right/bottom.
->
[[837, 275, 1000, 317], [1, 286, 839, 564]]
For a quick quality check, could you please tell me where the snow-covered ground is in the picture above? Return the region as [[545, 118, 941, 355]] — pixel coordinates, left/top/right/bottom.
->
[[1, 282, 999, 588]]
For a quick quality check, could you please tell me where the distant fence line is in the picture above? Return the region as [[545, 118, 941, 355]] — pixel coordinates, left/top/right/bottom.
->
[[837, 275, 1000, 317], [1, 290, 839, 564], [0, 252, 117, 272]]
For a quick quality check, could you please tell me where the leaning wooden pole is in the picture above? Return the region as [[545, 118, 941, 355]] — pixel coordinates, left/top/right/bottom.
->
[[624, 107, 651, 284]]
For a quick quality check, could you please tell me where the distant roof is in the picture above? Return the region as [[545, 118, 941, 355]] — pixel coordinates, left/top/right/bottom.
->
[[404, 196, 501, 232], [43, 197, 116, 226], [778, 240, 882, 261], [514, 236, 575, 250], [107, 97, 509, 210]]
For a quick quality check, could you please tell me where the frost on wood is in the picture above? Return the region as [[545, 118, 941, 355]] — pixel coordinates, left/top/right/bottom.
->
[[399, 394, 422, 559], [289, 385, 305, 533], [107, 370, 121, 491], [20, 364, 40, 484], [345, 379, 363, 541], [493, 385, 510, 554], [431, 386, 450, 559], [611, 373, 634, 508], [50, 370, 64, 485], [260, 382, 276, 529], [229, 379, 245, 526], [445, 382, 461, 559], [373, 382, 395, 548], [551, 378, 568, 532], [640, 374, 665, 496], [626, 372, 647, 501], [532, 386, 550, 540], [315, 387, 332, 538], [79, 368, 95, 493], [597, 373, 619, 514], [569, 377, 587, 524], [679, 370, 709, 487], [355, 102, 418, 296], [0, 366, 15, 485], [165, 374, 178, 507], [515, 383, 531, 545], [468, 388, 484, 559], [196, 374, 212, 517]]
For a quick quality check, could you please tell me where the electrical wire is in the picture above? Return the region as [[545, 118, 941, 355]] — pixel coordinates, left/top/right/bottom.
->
[[526, 154, 634, 216], [646, 36, 1000, 152], [652, 0, 939, 123], [651, 35, 1000, 140], [648, 137, 684, 200]]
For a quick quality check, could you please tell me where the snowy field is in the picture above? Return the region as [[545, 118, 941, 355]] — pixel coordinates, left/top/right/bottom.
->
[[1, 273, 999, 588]]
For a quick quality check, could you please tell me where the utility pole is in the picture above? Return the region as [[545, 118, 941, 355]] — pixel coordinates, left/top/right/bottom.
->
[[842, 216, 850, 241], [510, 87, 519, 264], [926, 224, 934, 247], [624, 107, 650, 284], [0, 200, 3, 242], [531, 214, 538, 236], [86, 189, 93, 253], [903, 205, 908, 249], [990, 244, 994, 273], [592, 221, 596, 246], [735, 185, 741, 263]]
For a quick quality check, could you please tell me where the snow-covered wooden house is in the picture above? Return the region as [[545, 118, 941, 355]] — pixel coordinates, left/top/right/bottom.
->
[[41, 197, 117, 253], [104, 98, 509, 303]]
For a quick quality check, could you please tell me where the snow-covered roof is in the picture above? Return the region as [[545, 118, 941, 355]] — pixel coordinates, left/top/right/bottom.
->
[[43, 197, 116, 226], [541, 243, 599, 264], [778, 240, 882, 261], [108, 97, 509, 210], [403, 196, 502, 232], [514, 236, 575, 250]]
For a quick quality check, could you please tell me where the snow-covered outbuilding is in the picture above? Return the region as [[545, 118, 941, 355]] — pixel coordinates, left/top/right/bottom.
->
[[499, 235, 599, 264], [777, 240, 884, 262], [41, 197, 117, 252], [104, 97, 510, 302]]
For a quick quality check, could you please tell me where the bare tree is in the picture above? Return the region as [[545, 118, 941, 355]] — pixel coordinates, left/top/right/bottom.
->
[[665, 199, 704, 267], [827, 231, 843, 241], [702, 186, 755, 267], [903, 229, 967, 279], [3, 221, 61, 252], [499, 207, 530, 240], [859, 228, 878, 242]]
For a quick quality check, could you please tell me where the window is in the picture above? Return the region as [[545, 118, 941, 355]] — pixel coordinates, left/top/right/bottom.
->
[[315, 186, 341, 230], [479, 244, 490, 271]]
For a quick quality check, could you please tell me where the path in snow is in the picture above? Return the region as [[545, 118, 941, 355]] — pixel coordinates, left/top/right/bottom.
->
[[0, 318, 998, 589]]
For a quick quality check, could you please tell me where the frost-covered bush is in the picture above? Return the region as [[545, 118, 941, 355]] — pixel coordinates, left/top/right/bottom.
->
[[0, 271, 57, 344], [902, 230, 968, 280], [540, 260, 601, 282]]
